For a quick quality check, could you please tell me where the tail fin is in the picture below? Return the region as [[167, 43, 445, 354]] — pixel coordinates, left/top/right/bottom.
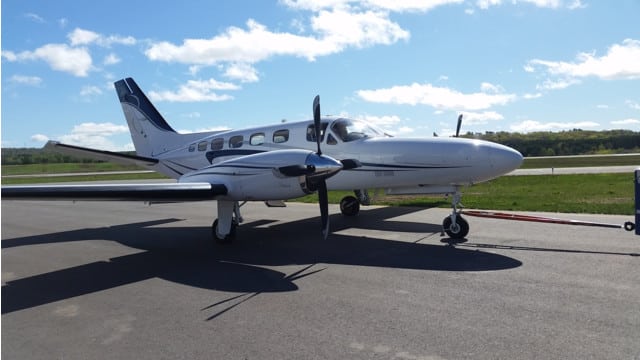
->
[[114, 78, 181, 157]]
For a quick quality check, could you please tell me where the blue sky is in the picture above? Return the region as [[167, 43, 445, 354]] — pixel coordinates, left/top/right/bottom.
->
[[2, 0, 639, 150]]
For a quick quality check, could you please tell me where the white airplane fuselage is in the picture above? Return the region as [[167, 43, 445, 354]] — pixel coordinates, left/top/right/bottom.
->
[[147, 117, 523, 200]]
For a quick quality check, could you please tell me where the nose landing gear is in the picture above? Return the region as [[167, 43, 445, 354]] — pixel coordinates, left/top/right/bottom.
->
[[442, 190, 469, 239]]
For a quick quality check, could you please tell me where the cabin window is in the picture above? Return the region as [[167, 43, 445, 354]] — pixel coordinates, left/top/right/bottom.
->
[[250, 133, 265, 146], [188, 143, 196, 152], [211, 138, 224, 150], [229, 135, 244, 148], [306, 123, 328, 142], [273, 129, 289, 143], [197, 141, 208, 151], [327, 133, 338, 145]]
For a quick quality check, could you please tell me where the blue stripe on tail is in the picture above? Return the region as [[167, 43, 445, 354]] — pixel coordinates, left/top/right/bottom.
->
[[114, 78, 176, 133]]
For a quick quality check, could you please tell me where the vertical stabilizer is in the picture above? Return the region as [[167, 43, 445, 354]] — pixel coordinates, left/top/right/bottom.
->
[[114, 78, 181, 157]]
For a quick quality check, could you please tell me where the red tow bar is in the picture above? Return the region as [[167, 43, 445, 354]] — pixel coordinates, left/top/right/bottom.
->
[[462, 210, 636, 232]]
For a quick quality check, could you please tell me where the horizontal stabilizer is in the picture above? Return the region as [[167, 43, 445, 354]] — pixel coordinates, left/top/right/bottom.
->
[[44, 141, 158, 167], [2, 182, 227, 202]]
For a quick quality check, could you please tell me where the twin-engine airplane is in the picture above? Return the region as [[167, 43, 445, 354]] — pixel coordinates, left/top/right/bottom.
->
[[2, 78, 523, 242]]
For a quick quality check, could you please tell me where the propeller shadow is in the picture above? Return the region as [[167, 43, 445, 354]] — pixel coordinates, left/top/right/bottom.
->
[[2, 206, 522, 314]]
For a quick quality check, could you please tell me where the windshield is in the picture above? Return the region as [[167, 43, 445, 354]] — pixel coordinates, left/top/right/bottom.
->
[[330, 118, 386, 142]]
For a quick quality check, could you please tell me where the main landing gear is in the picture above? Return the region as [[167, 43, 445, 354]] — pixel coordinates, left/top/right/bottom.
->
[[442, 190, 469, 239], [212, 200, 243, 244], [339, 189, 370, 217]]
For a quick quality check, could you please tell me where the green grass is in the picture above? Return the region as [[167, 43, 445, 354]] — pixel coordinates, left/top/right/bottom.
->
[[295, 173, 634, 215], [2, 162, 145, 175], [1, 172, 168, 185], [520, 154, 640, 169]]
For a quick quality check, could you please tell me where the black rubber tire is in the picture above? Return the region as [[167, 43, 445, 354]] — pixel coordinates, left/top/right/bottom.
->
[[443, 215, 469, 239], [212, 219, 237, 244], [340, 196, 360, 216]]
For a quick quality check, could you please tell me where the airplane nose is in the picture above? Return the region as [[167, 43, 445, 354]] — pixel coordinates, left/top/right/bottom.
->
[[490, 144, 523, 174]]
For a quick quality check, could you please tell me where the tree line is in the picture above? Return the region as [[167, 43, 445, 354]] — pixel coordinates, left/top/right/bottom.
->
[[2, 129, 639, 165], [462, 129, 640, 157]]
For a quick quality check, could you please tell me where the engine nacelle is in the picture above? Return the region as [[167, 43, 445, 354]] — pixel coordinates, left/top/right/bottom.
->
[[178, 149, 343, 201]]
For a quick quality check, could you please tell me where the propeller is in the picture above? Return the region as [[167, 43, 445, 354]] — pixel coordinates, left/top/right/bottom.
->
[[455, 114, 463, 137], [276, 95, 361, 239], [313, 95, 322, 155], [312, 95, 331, 239]]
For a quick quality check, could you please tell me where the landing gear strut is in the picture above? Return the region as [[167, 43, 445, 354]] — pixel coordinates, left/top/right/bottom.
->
[[443, 190, 469, 239], [212, 200, 243, 244]]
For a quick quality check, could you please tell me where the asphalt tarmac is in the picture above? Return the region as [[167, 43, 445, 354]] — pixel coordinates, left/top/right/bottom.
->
[[2, 200, 638, 360]]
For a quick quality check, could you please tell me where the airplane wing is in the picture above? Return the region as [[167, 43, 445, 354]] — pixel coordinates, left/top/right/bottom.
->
[[1, 182, 227, 202], [43, 141, 158, 168]]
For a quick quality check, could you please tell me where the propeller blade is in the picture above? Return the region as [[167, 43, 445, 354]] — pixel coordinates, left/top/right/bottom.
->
[[340, 158, 361, 170], [317, 180, 330, 239], [455, 114, 463, 137], [313, 95, 322, 155]]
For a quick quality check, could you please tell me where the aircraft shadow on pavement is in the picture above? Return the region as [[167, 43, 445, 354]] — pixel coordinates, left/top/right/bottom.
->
[[2, 206, 522, 314]]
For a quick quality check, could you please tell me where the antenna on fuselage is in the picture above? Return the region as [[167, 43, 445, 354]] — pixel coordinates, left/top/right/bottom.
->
[[455, 114, 463, 137]]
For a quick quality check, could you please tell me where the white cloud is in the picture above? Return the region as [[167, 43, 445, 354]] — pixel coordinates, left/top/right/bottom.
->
[[179, 126, 232, 134], [282, 0, 463, 12], [68, 28, 136, 47], [103, 53, 121, 65], [148, 79, 239, 102], [56, 122, 130, 150], [3, 44, 93, 77], [357, 82, 516, 111], [362, 114, 402, 126], [626, 100, 640, 110], [312, 8, 410, 49], [611, 118, 640, 125], [181, 112, 202, 119], [510, 120, 599, 132], [460, 111, 504, 125], [536, 77, 581, 90], [476, 0, 577, 9], [567, 0, 586, 9], [10, 75, 43, 86], [523, 92, 542, 99], [224, 63, 259, 82], [528, 39, 640, 81], [476, 0, 501, 10], [480, 82, 503, 93], [31, 134, 49, 143], [392, 126, 415, 135], [80, 85, 103, 97], [25, 13, 45, 23], [145, 8, 408, 66]]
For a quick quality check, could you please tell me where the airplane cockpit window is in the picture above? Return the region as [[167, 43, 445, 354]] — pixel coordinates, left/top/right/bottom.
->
[[330, 118, 385, 142], [197, 141, 208, 151], [306, 123, 328, 142], [188, 143, 196, 152]]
